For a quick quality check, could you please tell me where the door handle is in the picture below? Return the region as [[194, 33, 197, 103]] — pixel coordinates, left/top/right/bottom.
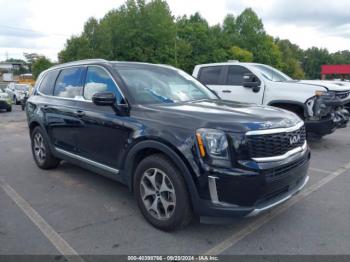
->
[[222, 90, 231, 93], [75, 110, 85, 117]]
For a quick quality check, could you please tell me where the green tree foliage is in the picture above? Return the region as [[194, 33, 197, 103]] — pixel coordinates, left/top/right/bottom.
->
[[303, 47, 332, 79], [58, 0, 350, 79], [276, 39, 305, 79], [32, 57, 53, 79], [228, 46, 253, 62]]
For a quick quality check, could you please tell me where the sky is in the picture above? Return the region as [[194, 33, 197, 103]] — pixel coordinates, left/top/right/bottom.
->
[[1, 0, 350, 62]]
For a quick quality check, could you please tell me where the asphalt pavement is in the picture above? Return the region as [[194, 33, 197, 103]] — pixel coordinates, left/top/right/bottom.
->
[[1, 105, 350, 258]]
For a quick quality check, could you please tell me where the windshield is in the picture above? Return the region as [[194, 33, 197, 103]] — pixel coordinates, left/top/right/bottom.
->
[[15, 85, 29, 91], [252, 64, 292, 82], [115, 65, 217, 104]]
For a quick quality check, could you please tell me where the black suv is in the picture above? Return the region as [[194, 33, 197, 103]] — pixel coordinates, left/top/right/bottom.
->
[[26, 59, 310, 231]]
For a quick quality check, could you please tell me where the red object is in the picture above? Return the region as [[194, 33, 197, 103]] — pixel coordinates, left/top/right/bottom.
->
[[321, 64, 350, 75]]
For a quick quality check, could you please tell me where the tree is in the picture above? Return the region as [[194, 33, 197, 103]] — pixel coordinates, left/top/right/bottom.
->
[[23, 53, 41, 71], [303, 47, 332, 79], [228, 46, 253, 62], [276, 39, 305, 79], [57, 0, 350, 79], [32, 57, 53, 79]]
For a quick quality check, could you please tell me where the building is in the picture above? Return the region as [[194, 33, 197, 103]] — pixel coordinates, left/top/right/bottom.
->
[[321, 64, 350, 80]]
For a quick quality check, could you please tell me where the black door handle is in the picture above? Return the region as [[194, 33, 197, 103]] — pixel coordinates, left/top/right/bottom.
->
[[222, 90, 231, 93], [76, 110, 85, 117]]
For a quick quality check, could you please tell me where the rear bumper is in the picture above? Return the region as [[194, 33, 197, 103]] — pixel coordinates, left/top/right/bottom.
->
[[193, 150, 310, 218]]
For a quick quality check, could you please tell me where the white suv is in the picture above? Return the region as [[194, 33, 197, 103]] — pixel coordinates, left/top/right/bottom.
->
[[193, 62, 350, 138], [5, 83, 30, 105]]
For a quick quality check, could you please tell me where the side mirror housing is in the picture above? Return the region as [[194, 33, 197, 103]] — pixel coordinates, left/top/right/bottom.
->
[[92, 92, 116, 106], [243, 73, 261, 93]]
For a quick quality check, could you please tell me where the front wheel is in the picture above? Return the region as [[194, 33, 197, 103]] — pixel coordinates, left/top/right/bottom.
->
[[30, 126, 60, 169], [134, 154, 193, 231]]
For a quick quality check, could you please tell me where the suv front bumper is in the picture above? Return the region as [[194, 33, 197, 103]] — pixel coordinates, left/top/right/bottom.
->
[[193, 149, 310, 219]]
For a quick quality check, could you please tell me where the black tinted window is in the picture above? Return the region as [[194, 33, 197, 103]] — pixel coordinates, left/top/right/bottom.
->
[[54, 67, 84, 98], [226, 65, 251, 85], [39, 70, 59, 95], [83, 66, 122, 102], [198, 66, 223, 85]]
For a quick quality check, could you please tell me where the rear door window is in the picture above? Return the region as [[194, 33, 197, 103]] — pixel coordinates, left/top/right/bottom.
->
[[198, 66, 223, 85], [39, 70, 59, 96], [54, 67, 84, 99]]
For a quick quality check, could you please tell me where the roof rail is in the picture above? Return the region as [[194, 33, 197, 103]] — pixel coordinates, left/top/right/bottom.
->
[[227, 60, 239, 63], [51, 58, 109, 69]]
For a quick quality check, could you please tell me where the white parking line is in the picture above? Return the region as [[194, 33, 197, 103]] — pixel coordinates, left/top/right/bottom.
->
[[0, 178, 85, 262], [309, 167, 333, 174], [203, 161, 350, 256]]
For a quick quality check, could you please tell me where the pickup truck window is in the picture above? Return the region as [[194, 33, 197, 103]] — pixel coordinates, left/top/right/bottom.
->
[[198, 66, 223, 85], [226, 65, 252, 85], [252, 64, 291, 82]]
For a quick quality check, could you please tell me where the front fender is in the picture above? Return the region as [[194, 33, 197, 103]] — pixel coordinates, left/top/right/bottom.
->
[[122, 139, 201, 205]]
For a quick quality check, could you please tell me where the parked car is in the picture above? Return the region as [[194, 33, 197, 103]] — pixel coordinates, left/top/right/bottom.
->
[[193, 62, 350, 139], [6, 83, 30, 105], [26, 59, 310, 231], [0, 87, 12, 112]]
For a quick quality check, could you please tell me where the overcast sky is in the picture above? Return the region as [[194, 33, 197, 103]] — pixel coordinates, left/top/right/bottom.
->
[[1, 0, 350, 62]]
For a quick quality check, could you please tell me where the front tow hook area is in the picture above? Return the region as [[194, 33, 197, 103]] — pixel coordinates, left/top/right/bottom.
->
[[334, 108, 350, 128]]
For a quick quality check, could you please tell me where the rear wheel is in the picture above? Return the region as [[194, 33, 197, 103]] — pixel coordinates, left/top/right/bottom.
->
[[30, 126, 60, 169], [134, 154, 193, 231], [6, 106, 12, 112]]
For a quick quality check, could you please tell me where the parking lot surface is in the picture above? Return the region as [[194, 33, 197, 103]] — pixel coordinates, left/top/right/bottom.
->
[[1, 105, 350, 256]]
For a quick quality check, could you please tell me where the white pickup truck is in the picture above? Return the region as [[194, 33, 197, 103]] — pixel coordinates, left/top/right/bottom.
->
[[193, 62, 350, 138]]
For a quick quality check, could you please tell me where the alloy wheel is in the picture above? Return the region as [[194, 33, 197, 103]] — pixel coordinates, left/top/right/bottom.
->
[[140, 168, 176, 220], [33, 132, 46, 164]]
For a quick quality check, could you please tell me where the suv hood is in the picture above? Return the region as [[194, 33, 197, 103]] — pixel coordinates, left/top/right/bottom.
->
[[297, 80, 350, 91], [135, 99, 302, 133]]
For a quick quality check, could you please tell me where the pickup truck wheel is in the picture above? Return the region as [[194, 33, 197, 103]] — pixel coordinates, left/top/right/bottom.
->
[[30, 126, 60, 169], [134, 154, 193, 231]]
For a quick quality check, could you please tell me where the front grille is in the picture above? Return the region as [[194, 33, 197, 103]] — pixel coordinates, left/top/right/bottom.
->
[[246, 126, 306, 159], [335, 90, 350, 100]]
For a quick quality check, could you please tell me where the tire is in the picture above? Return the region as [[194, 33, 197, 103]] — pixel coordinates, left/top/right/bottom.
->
[[7, 106, 12, 112], [134, 154, 193, 231], [30, 126, 60, 169]]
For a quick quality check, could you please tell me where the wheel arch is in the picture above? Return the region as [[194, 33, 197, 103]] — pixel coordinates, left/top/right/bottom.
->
[[268, 100, 307, 118], [123, 139, 200, 200]]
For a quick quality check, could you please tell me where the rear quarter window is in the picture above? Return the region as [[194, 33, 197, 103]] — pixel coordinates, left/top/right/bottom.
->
[[38, 70, 59, 96], [198, 66, 223, 85]]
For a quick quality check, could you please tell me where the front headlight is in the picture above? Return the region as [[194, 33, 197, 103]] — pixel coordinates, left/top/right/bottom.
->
[[196, 128, 229, 159]]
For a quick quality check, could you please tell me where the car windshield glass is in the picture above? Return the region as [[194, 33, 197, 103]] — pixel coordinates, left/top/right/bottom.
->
[[114, 65, 217, 104], [252, 65, 292, 82], [15, 85, 29, 91]]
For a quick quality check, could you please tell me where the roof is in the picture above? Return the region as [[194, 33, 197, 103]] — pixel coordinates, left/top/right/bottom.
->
[[48, 59, 176, 71], [321, 64, 350, 75]]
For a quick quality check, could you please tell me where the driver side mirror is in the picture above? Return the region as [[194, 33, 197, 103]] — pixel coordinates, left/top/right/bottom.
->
[[92, 91, 129, 116], [92, 91, 116, 106], [243, 73, 261, 93]]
